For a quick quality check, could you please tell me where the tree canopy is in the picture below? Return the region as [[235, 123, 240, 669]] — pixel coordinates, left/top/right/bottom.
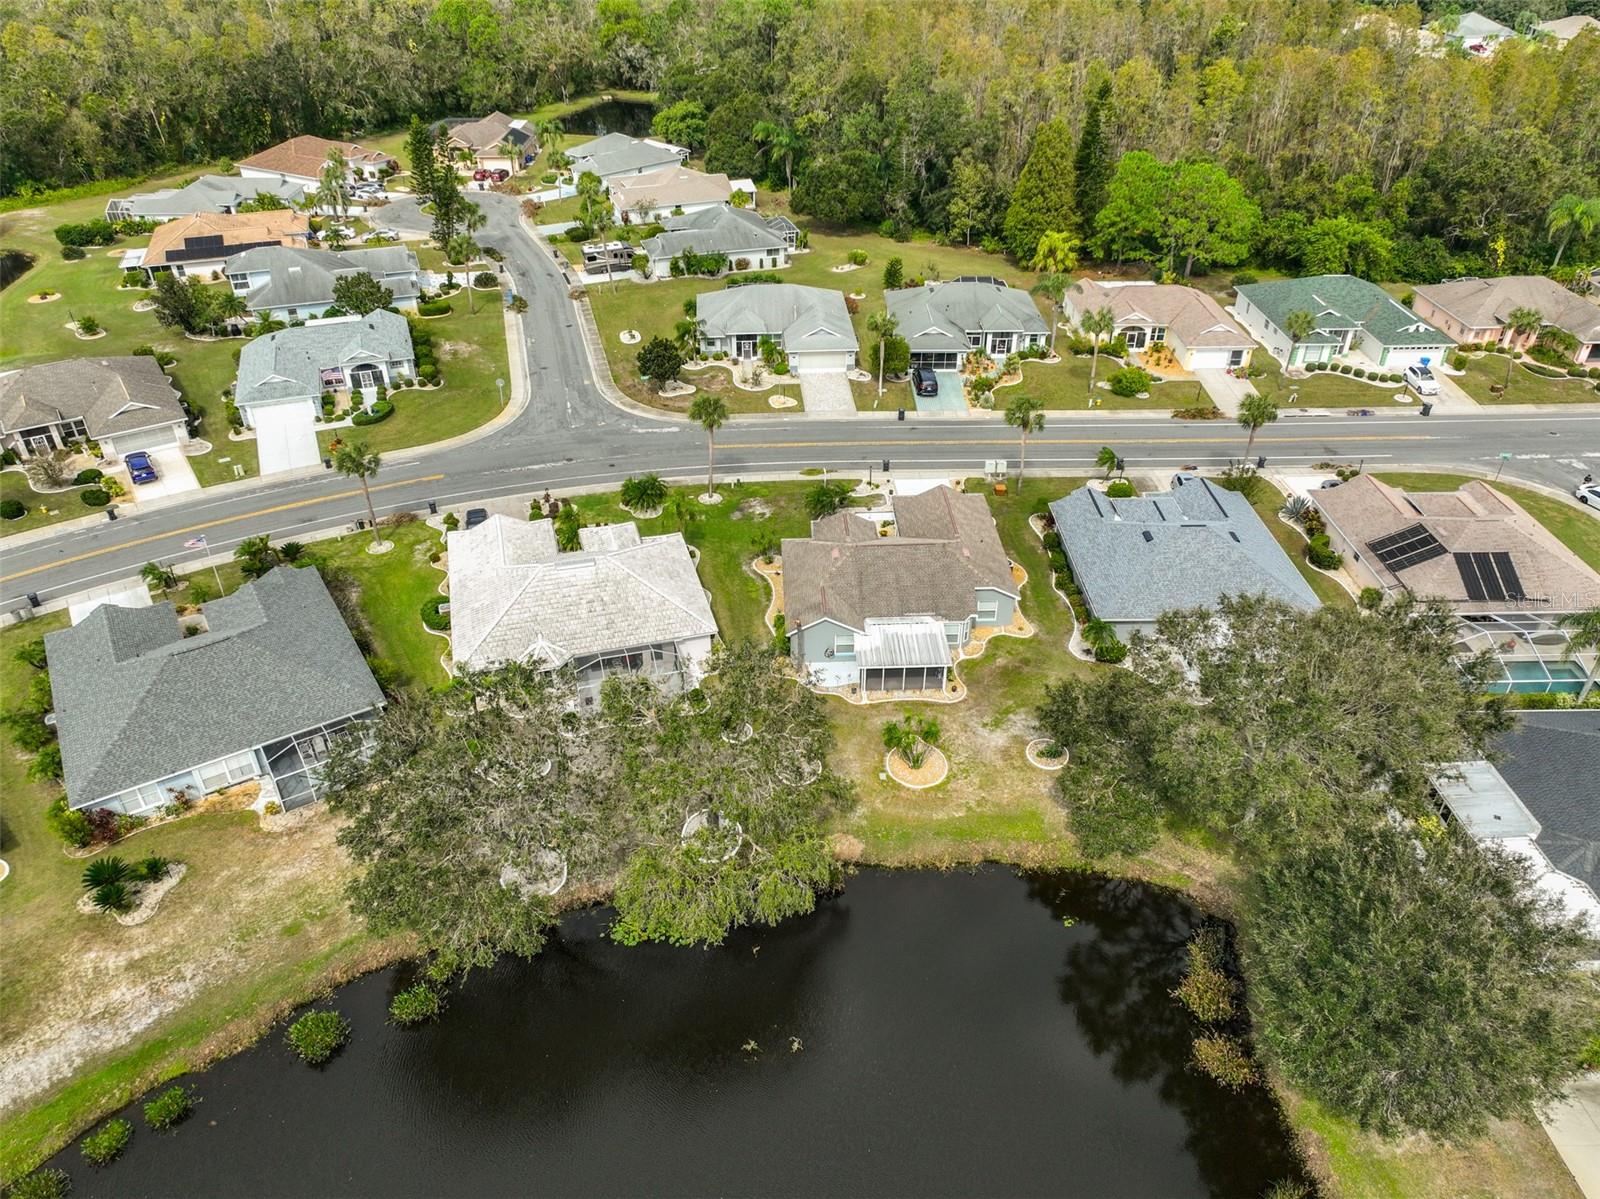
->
[[1002, 118, 1077, 262]]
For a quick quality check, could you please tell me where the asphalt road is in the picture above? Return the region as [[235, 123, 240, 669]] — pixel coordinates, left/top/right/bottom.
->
[[4, 192, 1598, 606]]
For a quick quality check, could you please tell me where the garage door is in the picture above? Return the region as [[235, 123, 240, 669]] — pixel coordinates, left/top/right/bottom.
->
[[249, 401, 321, 477], [1187, 349, 1235, 370], [108, 424, 181, 455], [1382, 348, 1439, 370], [790, 351, 856, 375]]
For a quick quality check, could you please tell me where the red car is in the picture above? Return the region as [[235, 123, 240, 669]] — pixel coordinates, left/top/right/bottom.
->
[[472, 168, 489, 181], [490, 168, 510, 182]]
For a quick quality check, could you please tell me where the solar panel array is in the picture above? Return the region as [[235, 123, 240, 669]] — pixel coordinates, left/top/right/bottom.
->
[[1454, 552, 1525, 603], [952, 275, 1008, 288], [1365, 523, 1448, 572]]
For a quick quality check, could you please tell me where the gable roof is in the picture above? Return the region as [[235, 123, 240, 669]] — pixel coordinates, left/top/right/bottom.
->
[[1313, 475, 1600, 612], [1449, 11, 1515, 40], [225, 245, 420, 311], [45, 567, 383, 808], [1065, 280, 1254, 349], [1493, 711, 1600, 893], [1235, 274, 1450, 349], [567, 133, 687, 179], [235, 311, 413, 409], [238, 135, 393, 181], [143, 209, 310, 268], [0, 356, 185, 439], [885, 280, 1049, 354], [445, 112, 532, 153], [640, 205, 787, 260], [1048, 476, 1321, 624], [696, 284, 858, 353], [610, 165, 735, 212], [782, 486, 1016, 631], [447, 515, 717, 671], [1536, 14, 1600, 43], [1413, 276, 1600, 343], [111, 175, 305, 220]]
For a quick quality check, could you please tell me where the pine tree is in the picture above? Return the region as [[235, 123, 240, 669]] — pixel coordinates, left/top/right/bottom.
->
[[405, 115, 436, 200], [1073, 81, 1113, 230], [1002, 118, 1077, 263], [430, 126, 463, 249]]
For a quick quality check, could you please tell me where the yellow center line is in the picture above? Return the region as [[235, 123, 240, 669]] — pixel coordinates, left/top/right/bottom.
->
[[722, 434, 1436, 449], [0, 475, 446, 585]]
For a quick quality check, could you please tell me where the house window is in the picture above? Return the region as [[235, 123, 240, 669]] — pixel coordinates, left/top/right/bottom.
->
[[1228, 349, 1245, 367], [990, 334, 1013, 355], [966, 334, 982, 349], [286, 308, 298, 320], [976, 599, 999, 623], [1152, 327, 1167, 342], [832, 633, 855, 660]]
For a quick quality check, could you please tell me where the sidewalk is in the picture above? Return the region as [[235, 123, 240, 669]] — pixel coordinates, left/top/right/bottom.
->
[[1545, 1074, 1600, 1198]]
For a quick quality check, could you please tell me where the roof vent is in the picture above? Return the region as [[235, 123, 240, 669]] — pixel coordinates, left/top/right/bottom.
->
[[1229, 531, 1240, 543], [1141, 530, 1153, 543]]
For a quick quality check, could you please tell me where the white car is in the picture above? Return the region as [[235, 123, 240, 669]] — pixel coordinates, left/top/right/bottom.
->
[[1402, 363, 1440, 396], [1576, 482, 1600, 506]]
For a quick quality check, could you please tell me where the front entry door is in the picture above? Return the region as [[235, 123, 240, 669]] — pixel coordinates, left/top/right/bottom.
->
[[735, 336, 758, 358]]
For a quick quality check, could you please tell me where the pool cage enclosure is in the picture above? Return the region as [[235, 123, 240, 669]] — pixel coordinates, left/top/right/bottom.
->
[[1455, 612, 1595, 697]]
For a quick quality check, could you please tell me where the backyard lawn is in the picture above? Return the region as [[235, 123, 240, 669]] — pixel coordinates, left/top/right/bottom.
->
[[1451, 352, 1600, 406], [1373, 471, 1600, 571]]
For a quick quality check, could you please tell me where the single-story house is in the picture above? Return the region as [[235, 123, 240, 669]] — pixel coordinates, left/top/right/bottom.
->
[[1445, 10, 1516, 55], [224, 244, 422, 320], [0, 356, 189, 460], [1411, 276, 1600, 364], [1434, 711, 1600, 940], [104, 175, 304, 223], [1233, 274, 1452, 370], [695, 283, 858, 374], [1536, 14, 1600, 46], [610, 166, 751, 224], [566, 132, 688, 183], [46, 566, 385, 815], [233, 310, 415, 428], [638, 206, 791, 276], [440, 111, 534, 175], [885, 278, 1051, 370], [1314, 474, 1600, 695], [1048, 475, 1320, 640], [1063, 279, 1255, 370], [781, 485, 1019, 693], [447, 515, 718, 701], [237, 135, 396, 194], [132, 209, 311, 282]]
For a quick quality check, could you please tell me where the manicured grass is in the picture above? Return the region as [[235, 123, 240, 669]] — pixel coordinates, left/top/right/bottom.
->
[[1011, 353, 1197, 412], [1452, 352, 1600, 405], [1373, 472, 1600, 572], [1251, 353, 1420, 409], [0, 471, 99, 535], [1251, 480, 1354, 608]]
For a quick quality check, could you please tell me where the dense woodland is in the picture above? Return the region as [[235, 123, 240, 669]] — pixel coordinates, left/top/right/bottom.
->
[[4, 0, 1600, 279]]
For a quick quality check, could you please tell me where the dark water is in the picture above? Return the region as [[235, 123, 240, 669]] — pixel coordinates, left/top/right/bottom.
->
[[565, 99, 654, 139], [48, 868, 1305, 1198]]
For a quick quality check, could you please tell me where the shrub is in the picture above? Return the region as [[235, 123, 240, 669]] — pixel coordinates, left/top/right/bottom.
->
[[1358, 586, 1384, 611], [75, 314, 101, 335], [441, 511, 460, 532], [1353, 368, 1367, 379], [846, 248, 869, 266], [473, 271, 497, 288], [28, 742, 64, 781], [287, 1010, 350, 1064], [1190, 1034, 1258, 1090], [47, 796, 93, 847], [61, 244, 87, 260], [620, 472, 668, 512], [91, 882, 134, 912], [351, 399, 395, 426], [421, 595, 451, 631], [137, 855, 171, 882], [418, 363, 439, 383], [73, 467, 104, 485], [1108, 366, 1151, 397], [82, 855, 132, 890], [0, 498, 25, 520], [1306, 534, 1342, 570], [81, 488, 111, 507], [80, 1118, 132, 1165], [122, 269, 144, 287], [1171, 927, 1237, 1023], [389, 983, 443, 1026], [1104, 479, 1136, 498], [1231, 271, 1258, 286], [1042, 530, 1062, 552], [883, 256, 904, 288], [7, 1167, 71, 1198], [143, 1084, 194, 1130], [1093, 639, 1127, 664], [844, 294, 860, 315], [417, 299, 452, 317]]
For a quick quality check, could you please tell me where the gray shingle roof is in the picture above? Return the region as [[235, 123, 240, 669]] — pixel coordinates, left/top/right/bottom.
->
[[640, 205, 786, 261], [886, 280, 1049, 354], [45, 567, 384, 809], [1493, 711, 1600, 891], [235, 311, 413, 409], [1235, 275, 1450, 349], [782, 486, 1017, 630], [1049, 476, 1320, 624], [112, 175, 304, 220], [697, 284, 858, 353], [568, 133, 686, 179], [447, 515, 718, 671], [0, 356, 185, 440], [226, 245, 420, 312]]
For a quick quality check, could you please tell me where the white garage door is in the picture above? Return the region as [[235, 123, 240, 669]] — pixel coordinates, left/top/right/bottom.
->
[[1187, 348, 1236, 370], [1382, 348, 1439, 370], [790, 352, 856, 375], [249, 401, 321, 477], [108, 424, 181, 455]]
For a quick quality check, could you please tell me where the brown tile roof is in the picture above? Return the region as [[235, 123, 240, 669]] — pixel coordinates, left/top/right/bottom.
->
[[1412, 276, 1600, 342], [143, 210, 310, 268], [446, 112, 531, 154], [238, 135, 392, 181], [1315, 475, 1600, 612], [781, 486, 1017, 630]]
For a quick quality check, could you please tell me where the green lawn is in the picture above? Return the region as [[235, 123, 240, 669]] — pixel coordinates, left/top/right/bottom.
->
[[1251, 353, 1421, 409], [1373, 472, 1600, 572], [1252, 479, 1354, 608], [1452, 352, 1600, 406], [0, 471, 103, 535], [1012, 353, 1199, 412]]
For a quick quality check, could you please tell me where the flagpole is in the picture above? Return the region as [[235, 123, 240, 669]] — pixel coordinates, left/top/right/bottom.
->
[[185, 535, 223, 595]]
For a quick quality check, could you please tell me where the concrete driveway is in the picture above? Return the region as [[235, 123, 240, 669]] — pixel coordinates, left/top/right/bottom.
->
[[913, 370, 967, 413], [797, 371, 855, 415], [252, 405, 322, 477], [1194, 368, 1256, 416], [120, 444, 201, 501]]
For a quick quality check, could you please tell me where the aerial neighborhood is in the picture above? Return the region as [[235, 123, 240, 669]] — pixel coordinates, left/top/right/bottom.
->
[[3, 2, 1600, 1195]]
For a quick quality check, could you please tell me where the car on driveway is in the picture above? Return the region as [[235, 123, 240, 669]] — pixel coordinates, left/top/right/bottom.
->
[[124, 451, 159, 485], [472, 169, 489, 181], [490, 168, 510, 183], [1403, 363, 1440, 395], [464, 507, 489, 529], [911, 366, 939, 397], [1576, 481, 1600, 506]]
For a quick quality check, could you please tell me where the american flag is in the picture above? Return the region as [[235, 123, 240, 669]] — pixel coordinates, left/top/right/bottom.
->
[[182, 535, 207, 549]]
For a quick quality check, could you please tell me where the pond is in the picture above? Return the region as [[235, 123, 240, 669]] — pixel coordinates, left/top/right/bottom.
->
[[47, 867, 1307, 1197], [564, 98, 654, 140]]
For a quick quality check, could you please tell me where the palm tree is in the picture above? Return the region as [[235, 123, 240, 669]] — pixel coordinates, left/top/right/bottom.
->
[[333, 441, 384, 547], [316, 147, 351, 231], [459, 203, 486, 313], [1546, 194, 1600, 268], [1284, 309, 1315, 366], [208, 290, 248, 334], [1096, 445, 1119, 478], [674, 316, 706, 360], [1031, 274, 1069, 354], [141, 560, 176, 594], [751, 120, 805, 191], [1080, 306, 1117, 405], [1503, 305, 1544, 389], [1238, 393, 1279, 462], [866, 311, 899, 399], [498, 137, 524, 176], [1558, 607, 1600, 702], [532, 117, 565, 161], [1030, 231, 1080, 275], [1004, 395, 1045, 483], [689, 394, 728, 499]]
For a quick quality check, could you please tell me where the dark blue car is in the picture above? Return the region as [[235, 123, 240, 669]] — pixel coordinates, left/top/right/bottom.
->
[[124, 451, 158, 485]]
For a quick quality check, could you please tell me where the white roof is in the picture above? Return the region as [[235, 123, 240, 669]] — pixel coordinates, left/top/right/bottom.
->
[[447, 515, 717, 671]]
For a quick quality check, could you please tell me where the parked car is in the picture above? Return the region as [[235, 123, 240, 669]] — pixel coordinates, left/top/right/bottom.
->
[[464, 507, 489, 529], [490, 168, 510, 183], [1576, 481, 1600, 506], [472, 169, 489, 181], [124, 451, 158, 485], [1318, 478, 1342, 490], [364, 228, 399, 243], [911, 366, 939, 397], [1402, 363, 1440, 396]]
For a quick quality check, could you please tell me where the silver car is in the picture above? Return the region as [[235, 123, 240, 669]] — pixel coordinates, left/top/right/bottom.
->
[[1403, 363, 1440, 395]]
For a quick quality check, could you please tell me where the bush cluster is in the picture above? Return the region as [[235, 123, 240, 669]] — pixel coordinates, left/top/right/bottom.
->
[[1191, 1034, 1259, 1090], [1104, 479, 1136, 499], [388, 983, 443, 1025], [80, 488, 111, 507], [73, 468, 104, 485], [420, 594, 451, 631], [54, 218, 117, 247], [80, 1117, 133, 1165], [417, 299, 452, 317], [1108, 366, 1152, 397], [143, 1084, 194, 1130], [1172, 926, 1238, 1023], [287, 1009, 351, 1065], [1306, 534, 1342, 570], [351, 399, 394, 426]]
